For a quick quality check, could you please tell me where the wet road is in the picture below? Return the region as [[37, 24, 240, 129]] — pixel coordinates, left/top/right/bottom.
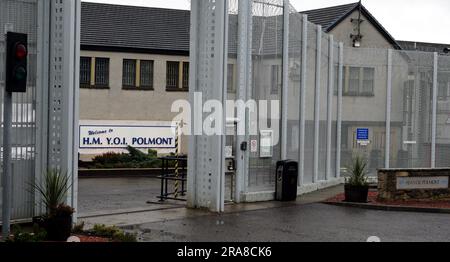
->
[[78, 177, 168, 215], [78, 176, 234, 215], [137, 203, 450, 242]]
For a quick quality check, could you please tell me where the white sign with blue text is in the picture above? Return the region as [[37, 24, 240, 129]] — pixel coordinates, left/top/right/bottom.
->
[[79, 122, 177, 150]]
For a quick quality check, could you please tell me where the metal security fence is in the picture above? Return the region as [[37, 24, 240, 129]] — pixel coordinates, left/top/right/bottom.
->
[[248, 0, 283, 192], [189, 0, 450, 210], [0, 0, 38, 222], [341, 48, 450, 174], [1, 0, 80, 226]]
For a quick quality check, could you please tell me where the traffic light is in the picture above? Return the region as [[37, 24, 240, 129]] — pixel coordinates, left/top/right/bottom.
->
[[5, 32, 28, 93]]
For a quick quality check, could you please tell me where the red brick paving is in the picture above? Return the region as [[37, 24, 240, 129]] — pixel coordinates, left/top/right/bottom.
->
[[74, 235, 110, 242], [325, 191, 450, 210]]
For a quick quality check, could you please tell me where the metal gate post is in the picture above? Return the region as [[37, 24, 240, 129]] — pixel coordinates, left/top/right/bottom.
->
[[35, 0, 51, 219], [313, 25, 322, 183], [47, 0, 81, 221], [188, 0, 228, 212], [2, 91, 13, 238]]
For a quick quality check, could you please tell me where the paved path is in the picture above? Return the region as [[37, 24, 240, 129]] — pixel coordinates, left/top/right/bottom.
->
[[136, 203, 450, 242], [79, 185, 343, 228], [79, 183, 450, 242], [78, 177, 176, 216]]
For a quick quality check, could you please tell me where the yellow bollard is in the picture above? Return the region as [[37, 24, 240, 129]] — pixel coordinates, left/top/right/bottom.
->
[[174, 125, 180, 198]]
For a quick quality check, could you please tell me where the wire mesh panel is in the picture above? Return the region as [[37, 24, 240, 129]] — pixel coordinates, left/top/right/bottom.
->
[[286, 6, 302, 162], [0, 0, 38, 221], [228, 0, 238, 101], [436, 55, 450, 167], [342, 47, 388, 176], [303, 21, 317, 184], [391, 50, 434, 168], [226, 0, 239, 202], [318, 33, 329, 181], [248, 0, 283, 192], [330, 41, 340, 179]]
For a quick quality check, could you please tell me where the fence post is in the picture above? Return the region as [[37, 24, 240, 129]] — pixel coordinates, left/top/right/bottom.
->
[[313, 25, 322, 183], [188, 0, 228, 212], [385, 49, 392, 169], [235, 0, 252, 203], [299, 14, 308, 186], [336, 43, 344, 178], [326, 35, 334, 181], [281, 0, 290, 160], [431, 52, 438, 168]]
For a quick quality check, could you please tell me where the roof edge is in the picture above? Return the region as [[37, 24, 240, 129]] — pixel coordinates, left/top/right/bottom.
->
[[325, 3, 402, 50], [81, 45, 190, 56]]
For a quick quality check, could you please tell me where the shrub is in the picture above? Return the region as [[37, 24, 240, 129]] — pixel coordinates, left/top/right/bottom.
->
[[30, 169, 72, 212], [72, 221, 85, 234], [7, 225, 47, 243], [91, 224, 122, 238], [112, 231, 138, 243], [88, 147, 167, 169], [91, 224, 137, 242], [346, 155, 369, 186], [29, 170, 75, 241]]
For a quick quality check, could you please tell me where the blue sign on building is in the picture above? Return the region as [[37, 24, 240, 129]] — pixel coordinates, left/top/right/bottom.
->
[[356, 128, 369, 140]]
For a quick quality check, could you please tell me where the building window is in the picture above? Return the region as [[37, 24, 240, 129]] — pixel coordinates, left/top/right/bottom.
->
[[362, 68, 375, 95], [348, 67, 360, 95], [343, 66, 375, 96], [80, 57, 91, 87], [166, 61, 179, 89], [166, 61, 189, 91], [140, 60, 154, 89], [227, 64, 235, 92], [271, 65, 282, 95], [438, 73, 450, 101], [334, 65, 339, 95], [123, 59, 136, 88], [182, 62, 189, 89], [95, 58, 110, 87]]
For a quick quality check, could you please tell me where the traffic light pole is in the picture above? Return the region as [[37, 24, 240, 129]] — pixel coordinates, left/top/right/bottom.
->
[[2, 89, 13, 239]]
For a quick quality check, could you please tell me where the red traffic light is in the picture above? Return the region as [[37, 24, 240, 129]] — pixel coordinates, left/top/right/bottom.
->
[[14, 43, 27, 60], [6, 32, 28, 93]]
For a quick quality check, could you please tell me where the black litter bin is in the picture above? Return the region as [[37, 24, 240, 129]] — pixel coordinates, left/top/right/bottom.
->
[[275, 160, 299, 201]]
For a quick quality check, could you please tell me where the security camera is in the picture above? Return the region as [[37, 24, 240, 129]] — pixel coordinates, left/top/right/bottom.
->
[[444, 47, 450, 54]]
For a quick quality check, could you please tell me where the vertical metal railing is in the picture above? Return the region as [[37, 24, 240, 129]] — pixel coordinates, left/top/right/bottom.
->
[[298, 14, 308, 186], [431, 52, 438, 168], [385, 49, 392, 168], [313, 25, 322, 183]]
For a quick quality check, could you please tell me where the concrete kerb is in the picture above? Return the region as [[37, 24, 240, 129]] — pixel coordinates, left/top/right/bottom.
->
[[324, 201, 450, 214], [242, 178, 344, 202]]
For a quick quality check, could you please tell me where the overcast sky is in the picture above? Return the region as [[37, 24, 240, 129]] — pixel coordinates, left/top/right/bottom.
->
[[84, 0, 450, 44]]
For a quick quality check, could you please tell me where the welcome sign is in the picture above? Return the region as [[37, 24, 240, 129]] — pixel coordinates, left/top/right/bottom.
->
[[397, 176, 449, 190], [79, 122, 177, 150]]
